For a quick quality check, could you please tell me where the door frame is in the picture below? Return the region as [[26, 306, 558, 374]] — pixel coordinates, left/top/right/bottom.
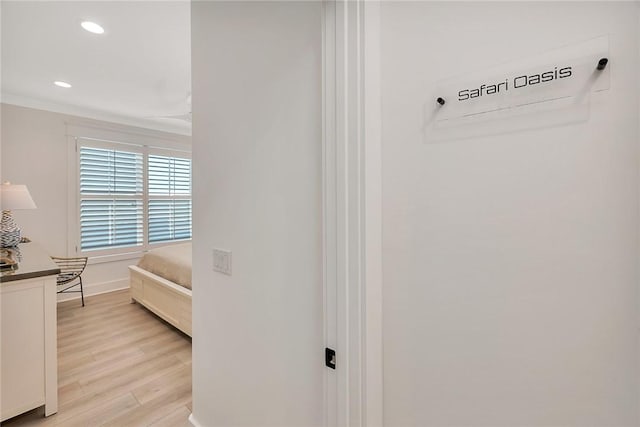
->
[[322, 1, 383, 426]]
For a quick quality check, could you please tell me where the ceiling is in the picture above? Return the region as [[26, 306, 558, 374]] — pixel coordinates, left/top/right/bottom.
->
[[1, 1, 191, 135]]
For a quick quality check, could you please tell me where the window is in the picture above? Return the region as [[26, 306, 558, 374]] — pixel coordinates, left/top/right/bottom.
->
[[148, 154, 192, 243], [79, 146, 144, 251], [77, 139, 191, 256]]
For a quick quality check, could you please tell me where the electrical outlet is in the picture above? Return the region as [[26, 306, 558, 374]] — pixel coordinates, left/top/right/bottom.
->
[[212, 249, 232, 275]]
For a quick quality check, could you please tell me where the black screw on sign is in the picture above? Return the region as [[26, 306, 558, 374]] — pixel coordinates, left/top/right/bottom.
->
[[597, 57, 608, 71]]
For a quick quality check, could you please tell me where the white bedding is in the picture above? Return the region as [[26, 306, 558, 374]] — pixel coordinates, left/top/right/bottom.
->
[[136, 243, 192, 290]]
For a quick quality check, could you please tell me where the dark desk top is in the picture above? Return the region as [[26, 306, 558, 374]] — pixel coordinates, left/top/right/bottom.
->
[[0, 242, 60, 283]]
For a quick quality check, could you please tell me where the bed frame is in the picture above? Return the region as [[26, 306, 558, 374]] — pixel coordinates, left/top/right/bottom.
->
[[128, 265, 192, 337]]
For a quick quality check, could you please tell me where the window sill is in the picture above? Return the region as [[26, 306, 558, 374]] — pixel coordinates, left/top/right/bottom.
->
[[86, 251, 144, 265]]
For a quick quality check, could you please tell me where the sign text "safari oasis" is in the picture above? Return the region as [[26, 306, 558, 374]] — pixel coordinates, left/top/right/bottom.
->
[[457, 66, 573, 101]]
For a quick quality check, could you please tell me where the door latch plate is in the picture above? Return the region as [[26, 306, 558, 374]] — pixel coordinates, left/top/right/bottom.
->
[[325, 347, 336, 369]]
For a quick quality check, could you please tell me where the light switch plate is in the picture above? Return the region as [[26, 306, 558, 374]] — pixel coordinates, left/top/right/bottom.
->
[[212, 249, 232, 275]]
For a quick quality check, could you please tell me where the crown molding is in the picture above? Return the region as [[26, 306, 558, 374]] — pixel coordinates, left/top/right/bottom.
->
[[1, 92, 192, 137]]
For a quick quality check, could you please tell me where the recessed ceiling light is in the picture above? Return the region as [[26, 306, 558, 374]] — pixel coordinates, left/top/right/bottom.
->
[[81, 21, 104, 34], [54, 81, 72, 88]]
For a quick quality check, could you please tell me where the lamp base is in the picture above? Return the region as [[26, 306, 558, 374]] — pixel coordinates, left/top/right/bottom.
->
[[1, 210, 22, 248]]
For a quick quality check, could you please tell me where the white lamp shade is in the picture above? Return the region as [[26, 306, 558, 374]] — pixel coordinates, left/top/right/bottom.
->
[[1, 183, 37, 210]]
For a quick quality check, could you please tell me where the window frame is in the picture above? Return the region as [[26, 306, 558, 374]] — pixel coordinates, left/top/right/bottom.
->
[[73, 136, 192, 260]]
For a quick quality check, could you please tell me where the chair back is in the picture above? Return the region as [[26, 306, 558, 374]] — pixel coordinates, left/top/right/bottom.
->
[[51, 256, 88, 285]]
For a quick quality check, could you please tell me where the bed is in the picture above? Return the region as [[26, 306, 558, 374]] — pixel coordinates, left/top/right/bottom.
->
[[128, 243, 192, 336]]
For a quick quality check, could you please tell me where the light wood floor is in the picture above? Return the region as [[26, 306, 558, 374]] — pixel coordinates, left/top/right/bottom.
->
[[1, 289, 192, 427]]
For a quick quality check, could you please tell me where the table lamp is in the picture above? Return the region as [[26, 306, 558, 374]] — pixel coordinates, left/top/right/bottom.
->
[[0, 182, 37, 247]]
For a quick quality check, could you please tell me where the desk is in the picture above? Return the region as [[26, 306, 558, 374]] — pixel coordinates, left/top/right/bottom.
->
[[1, 242, 60, 422]]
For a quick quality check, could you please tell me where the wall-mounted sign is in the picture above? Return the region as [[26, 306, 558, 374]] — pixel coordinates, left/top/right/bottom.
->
[[426, 36, 610, 141]]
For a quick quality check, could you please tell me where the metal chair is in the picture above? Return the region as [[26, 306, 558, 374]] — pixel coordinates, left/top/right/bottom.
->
[[51, 256, 88, 306]]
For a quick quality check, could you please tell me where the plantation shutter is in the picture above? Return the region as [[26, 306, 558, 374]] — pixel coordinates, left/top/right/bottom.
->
[[148, 154, 192, 243], [79, 146, 143, 251]]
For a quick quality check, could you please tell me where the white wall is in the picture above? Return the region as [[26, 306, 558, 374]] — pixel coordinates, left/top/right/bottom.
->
[[190, 2, 323, 426], [0, 103, 191, 300], [380, 2, 639, 425]]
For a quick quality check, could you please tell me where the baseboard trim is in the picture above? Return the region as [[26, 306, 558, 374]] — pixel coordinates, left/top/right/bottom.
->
[[56, 278, 129, 303], [188, 413, 203, 427]]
